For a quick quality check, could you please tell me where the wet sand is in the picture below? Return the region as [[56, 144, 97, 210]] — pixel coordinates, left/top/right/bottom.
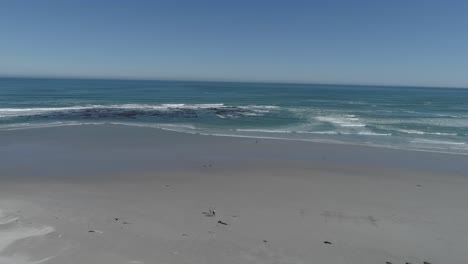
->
[[0, 124, 467, 264]]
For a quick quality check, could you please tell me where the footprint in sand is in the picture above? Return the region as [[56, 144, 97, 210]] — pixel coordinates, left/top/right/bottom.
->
[[0, 209, 56, 264]]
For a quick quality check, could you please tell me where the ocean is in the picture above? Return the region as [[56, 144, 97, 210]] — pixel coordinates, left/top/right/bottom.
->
[[1, 77, 467, 154]]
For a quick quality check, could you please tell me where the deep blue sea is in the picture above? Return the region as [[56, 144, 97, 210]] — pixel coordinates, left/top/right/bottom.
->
[[1, 78, 468, 154]]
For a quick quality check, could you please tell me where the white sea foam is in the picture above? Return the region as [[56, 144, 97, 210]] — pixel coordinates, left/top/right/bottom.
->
[[241, 105, 279, 109], [235, 128, 389, 136], [0, 121, 102, 131], [0, 104, 279, 118], [239, 112, 263, 117], [397, 129, 457, 136], [315, 115, 366, 127], [160, 103, 225, 109], [356, 131, 391, 136], [216, 114, 237, 119], [110, 122, 198, 131], [411, 139, 466, 145], [236, 129, 298, 133], [240, 129, 338, 135], [0, 121, 202, 133], [398, 129, 425, 135], [85, 124, 390, 138], [0, 121, 465, 155], [0, 106, 93, 118]]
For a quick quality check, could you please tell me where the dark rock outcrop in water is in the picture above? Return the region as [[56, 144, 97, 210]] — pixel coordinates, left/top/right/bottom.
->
[[17, 106, 265, 121]]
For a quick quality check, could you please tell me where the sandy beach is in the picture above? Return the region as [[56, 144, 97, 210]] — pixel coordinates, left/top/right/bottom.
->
[[1, 124, 467, 264]]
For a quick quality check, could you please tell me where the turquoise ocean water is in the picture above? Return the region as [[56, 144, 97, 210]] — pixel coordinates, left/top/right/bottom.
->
[[1, 78, 467, 154]]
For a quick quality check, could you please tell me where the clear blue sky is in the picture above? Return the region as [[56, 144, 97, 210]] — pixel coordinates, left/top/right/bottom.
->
[[1, 0, 468, 87]]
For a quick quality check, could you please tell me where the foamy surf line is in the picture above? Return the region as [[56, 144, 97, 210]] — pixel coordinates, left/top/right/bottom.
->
[[315, 115, 366, 127], [411, 139, 466, 145], [395, 129, 458, 136], [236, 128, 391, 136], [0, 122, 467, 156], [0, 104, 279, 118]]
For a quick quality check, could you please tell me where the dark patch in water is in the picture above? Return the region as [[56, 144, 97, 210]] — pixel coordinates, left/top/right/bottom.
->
[[14, 106, 264, 121]]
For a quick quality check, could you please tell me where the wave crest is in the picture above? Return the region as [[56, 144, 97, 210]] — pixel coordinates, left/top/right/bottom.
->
[[0, 104, 278, 120]]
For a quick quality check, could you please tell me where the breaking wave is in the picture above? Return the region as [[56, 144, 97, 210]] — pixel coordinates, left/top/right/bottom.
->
[[0, 104, 279, 120]]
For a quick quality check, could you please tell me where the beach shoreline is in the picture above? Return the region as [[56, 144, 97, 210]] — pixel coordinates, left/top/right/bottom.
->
[[2, 78, 468, 156], [1, 124, 467, 263]]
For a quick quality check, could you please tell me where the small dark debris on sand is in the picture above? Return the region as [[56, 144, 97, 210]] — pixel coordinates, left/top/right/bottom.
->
[[385, 262, 392, 264], [88, 230, 96, 233], [423, 262, 431, 264], [263, 240, 268, 243], [217, 220, 228, 225], [323, 241, 332, 244], [417, 185, 422, 187], [202, 208, 216, 217], [182, 233, 188, 236], [122, 221, 131, 224], [114, 218, 120, 221]]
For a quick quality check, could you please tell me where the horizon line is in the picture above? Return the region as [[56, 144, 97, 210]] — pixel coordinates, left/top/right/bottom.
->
[[0, 74, 467, 90]]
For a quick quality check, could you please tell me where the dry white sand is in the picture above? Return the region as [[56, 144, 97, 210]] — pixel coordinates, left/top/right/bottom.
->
[[0, 125, 467, 264]]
